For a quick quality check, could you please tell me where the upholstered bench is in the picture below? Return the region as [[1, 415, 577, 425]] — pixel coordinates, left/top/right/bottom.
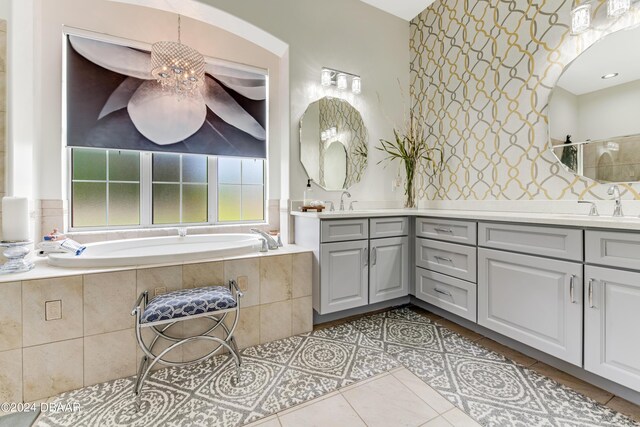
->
[[131, 281, 244, 409]]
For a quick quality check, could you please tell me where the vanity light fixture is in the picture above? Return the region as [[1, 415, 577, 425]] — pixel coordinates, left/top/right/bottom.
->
[[151, 15, 205, 97], [602, 72, 619, 79], [608, 0, 631, 17], [320, 67, 362, 94], [321, 127, 338, 141], [571, 3, 592, 34]]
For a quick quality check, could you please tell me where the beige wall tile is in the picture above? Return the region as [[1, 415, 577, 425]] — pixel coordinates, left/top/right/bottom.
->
[[260, 300, 292, 344], [183, 261, 224, 288], [0, 282, 22, 351], [292, 252, 312, 298], [22, 276, 83, 347], [84, 271, 136, 336], [0, 349, 22, 405], [137, 323, 184, 371], [23, 339, 83, 402], [226, 306, 260, 350], [260, 255, 292, 304], [137, 266, 183, 298], [224, 258, 260, 307], [292, 296, 313, 336], [84, 329, 136, 386]]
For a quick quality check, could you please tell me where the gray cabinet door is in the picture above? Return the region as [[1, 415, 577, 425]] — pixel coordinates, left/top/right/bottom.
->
[[320, 240, 369, 314], [370, 237, 409, 303], [585, 266, 640, 391], [478, 248, 583, 366]]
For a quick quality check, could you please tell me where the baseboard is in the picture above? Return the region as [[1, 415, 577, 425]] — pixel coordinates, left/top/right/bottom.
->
[[313, 296, 411, 325]]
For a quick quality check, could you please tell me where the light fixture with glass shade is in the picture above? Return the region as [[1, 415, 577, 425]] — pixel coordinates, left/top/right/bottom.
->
[[319, 67, 362, 94], [608, 0, 631, 17], [352, 76, 362, 94], [151, 15, 205, 97], [571, 2, 592, 34]]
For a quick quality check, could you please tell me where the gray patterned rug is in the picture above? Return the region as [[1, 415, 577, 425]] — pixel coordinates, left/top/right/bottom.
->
[[36, 307, 638, 427], [349, 308, 639, 427], [37, 322, 398, 426]]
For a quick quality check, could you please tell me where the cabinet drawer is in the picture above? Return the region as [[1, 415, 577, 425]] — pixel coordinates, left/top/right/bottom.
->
[[416, 238, 477, 283], [479, 222, 582, 261], [586, 230, 640, 270], [416, 217, 476, 245], [415, 268, 477, 322], [321, 219, 368, 243], [370, 217, 408, 239]]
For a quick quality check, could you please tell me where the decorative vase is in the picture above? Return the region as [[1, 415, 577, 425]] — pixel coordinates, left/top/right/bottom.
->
[[404, 161, 418, 209]]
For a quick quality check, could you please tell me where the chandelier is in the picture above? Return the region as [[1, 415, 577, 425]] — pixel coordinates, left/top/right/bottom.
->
[[151, 15, 205, 96]]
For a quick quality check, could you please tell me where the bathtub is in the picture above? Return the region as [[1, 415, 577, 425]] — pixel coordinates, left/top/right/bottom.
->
[[47, 234, 263, 268]]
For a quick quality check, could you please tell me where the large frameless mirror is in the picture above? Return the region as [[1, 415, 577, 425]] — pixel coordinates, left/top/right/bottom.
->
[[549, 25, 640, 183], [299, 97, 368, 190]]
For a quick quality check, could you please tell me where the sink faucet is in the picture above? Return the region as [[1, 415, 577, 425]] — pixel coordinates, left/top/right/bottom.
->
[[250, 229, 280, 250], [608, 185, 624, 217], [339, 191, 351, 211], [577, 201, 599, 216]]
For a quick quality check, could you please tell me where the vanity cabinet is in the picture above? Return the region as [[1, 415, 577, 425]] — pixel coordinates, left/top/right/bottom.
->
[[370, 236, 409, 304], [478, 248, 583, 366], [320, 240, 369, 314], [584, 266, 640, 391]]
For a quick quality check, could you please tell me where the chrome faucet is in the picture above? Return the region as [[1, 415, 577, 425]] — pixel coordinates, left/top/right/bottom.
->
[[339, 191, 351, 211], [577, 201, 599, 216], [608, 185, 624, 217], [250, 229, 280, 250]]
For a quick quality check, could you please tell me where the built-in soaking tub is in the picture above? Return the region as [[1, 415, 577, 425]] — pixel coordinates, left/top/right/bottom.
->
[[47, 234, 263, 268]]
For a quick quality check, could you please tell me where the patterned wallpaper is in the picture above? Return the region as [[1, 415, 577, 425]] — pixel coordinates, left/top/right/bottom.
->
[[410, 0, 640, 200], [318, 97, 368, 189]]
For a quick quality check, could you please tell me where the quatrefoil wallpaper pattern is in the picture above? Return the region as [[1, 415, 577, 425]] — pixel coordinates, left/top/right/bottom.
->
[[410, 0, 640, 200]]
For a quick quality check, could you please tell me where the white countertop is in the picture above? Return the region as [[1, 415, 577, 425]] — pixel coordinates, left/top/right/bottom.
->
[[0, 244, 312, 284], [291, 208, 640, 231]]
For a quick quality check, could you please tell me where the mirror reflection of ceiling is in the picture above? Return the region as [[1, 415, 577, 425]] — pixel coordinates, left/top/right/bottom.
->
[[299, 97, 368, 191], [549, 25, 640, 183]]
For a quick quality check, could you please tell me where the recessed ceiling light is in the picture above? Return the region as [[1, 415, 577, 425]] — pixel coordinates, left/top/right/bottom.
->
[[601, 73, 619, 79]]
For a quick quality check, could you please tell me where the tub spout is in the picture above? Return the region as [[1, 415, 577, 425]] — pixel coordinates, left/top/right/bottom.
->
[[250, 229, 279, 250]]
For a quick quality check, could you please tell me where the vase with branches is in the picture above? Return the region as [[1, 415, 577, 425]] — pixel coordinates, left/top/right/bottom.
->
[[377, 110, 442, 208]]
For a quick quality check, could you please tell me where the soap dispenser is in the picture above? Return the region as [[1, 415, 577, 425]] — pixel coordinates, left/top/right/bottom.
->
[[304, 179, 313, 206]]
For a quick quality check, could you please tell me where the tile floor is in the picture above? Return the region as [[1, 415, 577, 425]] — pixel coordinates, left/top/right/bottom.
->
[[246, 367, 480, 427], [14, 305, 640, 426]]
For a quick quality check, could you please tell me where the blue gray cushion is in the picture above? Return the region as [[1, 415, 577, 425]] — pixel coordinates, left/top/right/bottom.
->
[[141, 286, 237, 324]]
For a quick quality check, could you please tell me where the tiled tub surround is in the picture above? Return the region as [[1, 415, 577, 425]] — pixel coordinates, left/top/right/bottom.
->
[[34, 307, 638, 427], [0, 248, 313, 404]]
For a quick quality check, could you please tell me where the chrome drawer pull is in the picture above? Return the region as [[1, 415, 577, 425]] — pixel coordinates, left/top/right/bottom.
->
[[372, 247, 377, 266], [434, 255, 453, 263], [588, 279, 595, 308], [362, 248, 368, 267], [569, 274, 576, 304], [434, 227, 453, 233], [434, 288, 453, 297]]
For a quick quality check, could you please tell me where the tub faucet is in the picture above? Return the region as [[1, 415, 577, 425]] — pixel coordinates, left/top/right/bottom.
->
[[178, 227, 187, 237], [608, 185, 624, 217], [251, 229, 279, 250], [339, 191, 351, 211]]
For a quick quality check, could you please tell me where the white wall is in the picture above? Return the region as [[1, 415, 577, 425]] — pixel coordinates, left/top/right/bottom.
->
[[202, 0, 410, 204], [578, 79, 640, 142], [549, 87, 578, 143]]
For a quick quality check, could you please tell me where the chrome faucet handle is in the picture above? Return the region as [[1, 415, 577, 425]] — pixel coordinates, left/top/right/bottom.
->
[[607, 185, 624, 217], [339, 191, 351, 211], [259, 238, 269, 252], [578, 201, 599, 216], [324, 201, 335, 212], [349, 201, 358, 211]]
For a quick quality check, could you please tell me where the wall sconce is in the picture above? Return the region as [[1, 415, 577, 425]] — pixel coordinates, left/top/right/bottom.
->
[[320, 67, 362, 94], [571, 2, 592, 34], [571, 0, 635, 34]]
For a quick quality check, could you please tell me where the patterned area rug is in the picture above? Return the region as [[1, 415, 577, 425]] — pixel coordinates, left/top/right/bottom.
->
[[37, 307, 638, 427], [37, 322, 398, 427], [350, 308, 639, 427]]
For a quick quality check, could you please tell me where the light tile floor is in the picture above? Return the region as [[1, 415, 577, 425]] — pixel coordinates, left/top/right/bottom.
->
[[245, 367, 481, 427]]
